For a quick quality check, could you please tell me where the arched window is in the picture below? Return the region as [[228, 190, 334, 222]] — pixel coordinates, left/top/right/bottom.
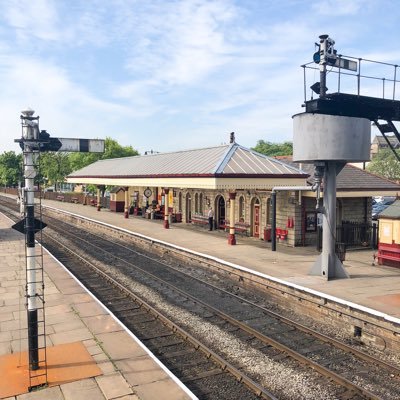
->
[[178, 192, 182, 212], [199, 193, 203, 214], [239, 196, 245, 221], [195, 193, 199, 213]]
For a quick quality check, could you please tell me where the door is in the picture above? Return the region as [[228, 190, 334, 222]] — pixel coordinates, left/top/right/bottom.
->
[[217, 196, 225, 229]]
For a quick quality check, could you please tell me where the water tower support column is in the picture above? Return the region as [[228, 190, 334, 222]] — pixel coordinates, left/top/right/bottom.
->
[[293, 112, 370, 280], [310, 161, 348, 279]]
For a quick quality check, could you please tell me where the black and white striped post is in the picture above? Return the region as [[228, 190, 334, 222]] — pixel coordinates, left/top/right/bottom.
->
[[20, 109, 41, 370], [15, 108, 104, 374]]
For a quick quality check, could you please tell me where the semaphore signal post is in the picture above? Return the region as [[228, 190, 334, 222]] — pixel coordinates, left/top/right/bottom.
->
[[13, 108, 104, 390]]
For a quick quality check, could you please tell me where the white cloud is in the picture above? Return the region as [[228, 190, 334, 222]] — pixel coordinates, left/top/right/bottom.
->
[[4, 0, 61, 41], [0, 0, 398, 157], [311, 0, 368, 16], [119, 0, 237, 86], [0, 53, 133, 152]]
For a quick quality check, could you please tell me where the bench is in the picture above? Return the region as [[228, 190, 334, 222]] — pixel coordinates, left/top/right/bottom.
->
[[235, 222, 250, 236], [192, 216, 209, 227], [71, 197, 79, 203], [378, 243, 400, 265], [378, 254, 400, 262], [56, 195, 64, 202], [223, 220, 250, 236]]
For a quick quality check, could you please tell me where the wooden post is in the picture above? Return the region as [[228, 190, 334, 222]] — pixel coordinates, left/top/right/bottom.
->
[[164, 188, 169, 229], [96, 187, 101, 211], [228, 192, 236, 245], [124, 187, 129, 218]]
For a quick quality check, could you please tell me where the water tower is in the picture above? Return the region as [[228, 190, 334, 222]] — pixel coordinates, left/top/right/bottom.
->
[[293, 34, 400, 279]]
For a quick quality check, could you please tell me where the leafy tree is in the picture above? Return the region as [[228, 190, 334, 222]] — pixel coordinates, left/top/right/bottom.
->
[[0, 151, 22, 187], [367, 149, 400, 181], [69, 137, 139, 172], [252, 140, 293, 157], [68, 152, 100, 173], [39, 152, 72, 190]]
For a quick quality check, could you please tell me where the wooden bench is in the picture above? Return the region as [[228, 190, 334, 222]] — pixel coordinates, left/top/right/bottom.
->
[[234, 223, 250, 236], [378, 243, 400, 265], [223, 220, 250, 236], [56, 195, 64, 202], [192, 216, 209, 227]]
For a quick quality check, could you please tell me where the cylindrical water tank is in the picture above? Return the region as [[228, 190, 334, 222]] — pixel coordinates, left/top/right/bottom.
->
[[292, 113, 371, 163]]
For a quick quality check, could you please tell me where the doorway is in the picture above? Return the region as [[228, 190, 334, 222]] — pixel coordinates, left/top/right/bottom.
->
[[252, 198, 260, 238], [216, 195, 226, 229]]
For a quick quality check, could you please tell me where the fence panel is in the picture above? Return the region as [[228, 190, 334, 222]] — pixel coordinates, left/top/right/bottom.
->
[[316, 221, 378, 251]]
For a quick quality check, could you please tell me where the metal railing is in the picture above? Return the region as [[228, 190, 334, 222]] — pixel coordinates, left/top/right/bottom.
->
[[302, 56, 400, 103], [317, 221, 378, 252]]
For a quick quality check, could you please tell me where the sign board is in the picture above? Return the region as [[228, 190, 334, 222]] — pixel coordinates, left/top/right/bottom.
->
[[334, 57, 357, 72], [42, 138, 105, 153]]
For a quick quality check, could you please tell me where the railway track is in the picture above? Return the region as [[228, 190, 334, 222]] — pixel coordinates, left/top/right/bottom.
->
[[1, 199, 400, 399]]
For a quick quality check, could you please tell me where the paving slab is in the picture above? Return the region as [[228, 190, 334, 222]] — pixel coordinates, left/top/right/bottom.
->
[[84, 315, 124, 335], [116, 357, 169, 386], [17, 386, 64, 400], [96, 372, 134, 399], [0, 211, 197, 400], [60, 378, 105, 400]]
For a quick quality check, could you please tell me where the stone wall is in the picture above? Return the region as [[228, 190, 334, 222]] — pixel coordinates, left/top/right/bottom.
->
[[115, 186, 372, 248]]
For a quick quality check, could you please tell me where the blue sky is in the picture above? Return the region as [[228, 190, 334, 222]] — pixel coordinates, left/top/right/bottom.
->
[[1, 0, 399, 155]]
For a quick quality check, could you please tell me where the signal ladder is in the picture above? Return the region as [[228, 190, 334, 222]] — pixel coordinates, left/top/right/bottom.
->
[[22, 149, 48, 391]]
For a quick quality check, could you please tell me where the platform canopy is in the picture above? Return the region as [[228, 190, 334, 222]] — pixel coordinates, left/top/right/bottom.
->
[[67, 142, 309, 190]]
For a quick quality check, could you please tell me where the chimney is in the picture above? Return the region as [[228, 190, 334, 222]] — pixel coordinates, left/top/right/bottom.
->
[[229, 132, 235, 144]]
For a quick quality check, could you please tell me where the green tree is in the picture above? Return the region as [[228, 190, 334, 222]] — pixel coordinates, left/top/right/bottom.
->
[[0, 151, 22, 187], [367, 149, 400, 181], [69, 137, 139, 172], [252, 140, 293, 156], [39, 152, 72, 190]]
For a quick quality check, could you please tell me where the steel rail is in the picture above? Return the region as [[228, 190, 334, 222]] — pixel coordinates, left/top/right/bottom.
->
[[0, 202, 396, 398], [44, 211, 400, 376], [0, 197, 378, 330], [41, 230, 278, 400], [43, 215, 384, 400]]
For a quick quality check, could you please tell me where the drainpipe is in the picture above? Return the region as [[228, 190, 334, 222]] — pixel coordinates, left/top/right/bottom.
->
[[271, 192, 277, 251], [271, 186, 315, 252]]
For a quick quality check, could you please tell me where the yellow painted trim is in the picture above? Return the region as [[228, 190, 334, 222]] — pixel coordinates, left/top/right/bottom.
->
[[66, 176, 308, 190], [66, 176, 398, 198]]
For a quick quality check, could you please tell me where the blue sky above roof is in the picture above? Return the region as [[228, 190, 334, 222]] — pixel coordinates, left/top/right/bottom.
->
[[1, 0, 399, 155]]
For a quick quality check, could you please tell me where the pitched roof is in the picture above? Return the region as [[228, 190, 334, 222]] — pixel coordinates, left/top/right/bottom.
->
[[109, 186, 125, 193], [275, 156, 400, 191], [372, 135, 400, 148], [68, 143, 307, 179], [379, 200, 400, 219]]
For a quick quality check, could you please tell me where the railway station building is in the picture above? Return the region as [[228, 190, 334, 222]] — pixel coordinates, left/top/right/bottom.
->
[[67, 135, 400, 248]]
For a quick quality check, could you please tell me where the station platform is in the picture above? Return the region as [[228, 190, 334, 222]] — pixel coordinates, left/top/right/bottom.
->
[[0, 210, 196, 400], [36, 197, 400, 322], [1, 194, 400, 398]]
